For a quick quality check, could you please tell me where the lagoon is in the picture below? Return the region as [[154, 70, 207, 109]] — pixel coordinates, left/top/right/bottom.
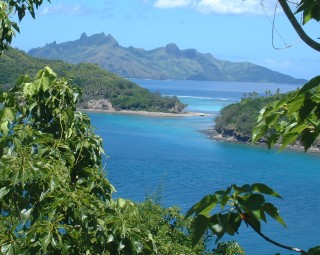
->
[[89, 80, 319, 255]]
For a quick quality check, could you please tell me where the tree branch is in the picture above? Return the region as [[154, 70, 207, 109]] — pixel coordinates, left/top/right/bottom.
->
[[278, 0, 320, 52], [234, 204, 307, 254], [244, 216, 307, 254]]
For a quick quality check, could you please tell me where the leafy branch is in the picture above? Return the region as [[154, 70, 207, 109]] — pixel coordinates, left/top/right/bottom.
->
[[186, 183, 313, 254]]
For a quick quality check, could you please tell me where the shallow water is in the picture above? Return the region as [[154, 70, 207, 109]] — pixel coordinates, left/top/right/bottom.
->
[[89, 80, 319, 255]]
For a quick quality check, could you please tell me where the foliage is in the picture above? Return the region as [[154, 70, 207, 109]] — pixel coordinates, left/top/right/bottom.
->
[[0, 67, 157, 254], [0, 47, 186, 113], [186, 183, 286, 246], [214, 92, 284, 138], [130, 199, 211, 255], [253, 76, 320, 151], [0, 0, 50, 52], [212, 241, 245, 255], [0, 66, 212, 255], [295, 0, 320, 25]]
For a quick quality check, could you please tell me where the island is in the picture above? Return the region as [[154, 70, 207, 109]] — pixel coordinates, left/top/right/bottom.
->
[[0, 47, 186, 114], [206, 91, 320, 153]]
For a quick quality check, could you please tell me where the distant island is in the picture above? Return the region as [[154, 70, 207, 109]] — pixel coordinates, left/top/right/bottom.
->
[[28, 32, 307, 84], [0, 47, 186, 114]]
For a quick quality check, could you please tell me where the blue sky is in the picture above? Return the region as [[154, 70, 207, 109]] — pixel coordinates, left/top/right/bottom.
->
[[11, 0, 320, 80]]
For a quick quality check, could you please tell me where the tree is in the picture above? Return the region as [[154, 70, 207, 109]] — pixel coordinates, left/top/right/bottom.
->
[[188, 1, 320, 254], [0, 0, 50, 53], [0, 67, 157, 254], [0, 66, 213, 254]]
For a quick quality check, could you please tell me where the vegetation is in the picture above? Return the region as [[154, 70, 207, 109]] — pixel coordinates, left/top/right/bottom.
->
[[253, 76, 320, 151], [0, 47, 186, 113], [0, 67, 207, 254], [214, 91, 284, 140], [1, 0, 320, 255], [0, 0, 51, 52]]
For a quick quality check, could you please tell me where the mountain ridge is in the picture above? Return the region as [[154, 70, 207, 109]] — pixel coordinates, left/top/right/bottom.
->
[[28, 33, 307, 84]]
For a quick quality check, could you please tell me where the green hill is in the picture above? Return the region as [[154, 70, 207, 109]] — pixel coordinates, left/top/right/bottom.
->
[[28, 32, 307, 84], [213, 92, 284, 142], [0, 47, 186, 113]]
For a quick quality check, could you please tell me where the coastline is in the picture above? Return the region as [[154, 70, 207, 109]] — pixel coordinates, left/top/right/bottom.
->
[[78, 108, 211, 117], [203, 128, 320, 154]]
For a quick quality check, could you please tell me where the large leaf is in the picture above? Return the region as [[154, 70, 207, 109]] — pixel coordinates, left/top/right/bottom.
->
[[186, 194, 218, 218], [307, 246, 320, 255], [250, 183, 282, 198], [261, 202, 287, 228], [190, 214, 210, 246]]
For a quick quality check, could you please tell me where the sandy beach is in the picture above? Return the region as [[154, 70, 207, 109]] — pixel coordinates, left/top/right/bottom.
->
[[78, 108, 212, 117]]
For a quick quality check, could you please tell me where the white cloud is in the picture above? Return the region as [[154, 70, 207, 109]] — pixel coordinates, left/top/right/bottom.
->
[[154, 0, 280, 15], [154, 0, 195, 9], [40, 3, 94, 16], [197, 0, 278, 15]]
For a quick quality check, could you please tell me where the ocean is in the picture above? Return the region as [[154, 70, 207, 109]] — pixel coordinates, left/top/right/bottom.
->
[[88, 79, 319, 255]]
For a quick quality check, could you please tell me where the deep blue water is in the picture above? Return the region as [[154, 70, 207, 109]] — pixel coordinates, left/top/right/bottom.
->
[[88, 80, 319, 255]]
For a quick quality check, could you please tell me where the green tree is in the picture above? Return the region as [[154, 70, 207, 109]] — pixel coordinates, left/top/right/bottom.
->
[[0, 67, 157, 254], [0, 66, 209, 254], [0, 0, 50, 52]]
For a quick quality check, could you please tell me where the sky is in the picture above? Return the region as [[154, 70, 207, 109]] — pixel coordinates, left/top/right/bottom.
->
[[11, 0, 320, 80]]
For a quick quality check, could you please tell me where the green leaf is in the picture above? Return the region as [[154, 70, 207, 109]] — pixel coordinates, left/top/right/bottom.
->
[[1, 120, 9, 135], [21, 208, 32, 225], [242, 194, 265, 221], [225, 213, 242, 236], [246, 213, 261, 232], [50, 178, 57, 192], [251, 183, 282, 198], [0, 187, 9, 199], [307, 246, 320, 255], [287, 93, 305, 115], [190, 214, 210, 246], [299, 76, 320, 94], [0, 107, 16, 122], [280, 132, 299, 150], [235, 184, 251, 194], [1, 243, 14, 255], [186, 194, 218, 218], [262, 202, 287, 228], [117, 198, 127, 208], [40, 232, 52, 253]]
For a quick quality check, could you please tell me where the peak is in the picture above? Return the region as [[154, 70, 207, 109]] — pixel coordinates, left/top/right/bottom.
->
[[88, 32, 107, 41], [165, 43, 179, 50], [106, 34, 115, 40], [80, 32, 88, 40], [96, 32, 107, 38], [77, 32, 118, 46], [165, 43, 180, 56], [105, 34, 119, 47]]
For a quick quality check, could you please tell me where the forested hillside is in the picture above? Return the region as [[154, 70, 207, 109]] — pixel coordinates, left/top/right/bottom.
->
[[0, 48, 186, 113], [214, 90, 320, 150], [28, 32, 307, 84], [213, 92, 285, 142]]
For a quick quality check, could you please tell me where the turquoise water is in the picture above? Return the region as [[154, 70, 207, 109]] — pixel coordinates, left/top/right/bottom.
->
[[89, 80, 319, 255]]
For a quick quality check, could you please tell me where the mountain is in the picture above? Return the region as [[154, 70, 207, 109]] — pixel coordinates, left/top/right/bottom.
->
[[28, 32, 307, 84], [0, 47, 186, 113]]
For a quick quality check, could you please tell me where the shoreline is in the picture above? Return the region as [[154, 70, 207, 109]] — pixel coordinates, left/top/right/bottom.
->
[[78, 108, 212, 117], [203, 128, 320, 154]]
